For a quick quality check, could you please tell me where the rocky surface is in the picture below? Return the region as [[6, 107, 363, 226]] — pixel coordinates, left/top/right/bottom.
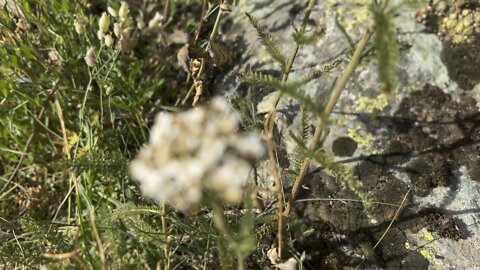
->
[[214, 0, 480, 269]]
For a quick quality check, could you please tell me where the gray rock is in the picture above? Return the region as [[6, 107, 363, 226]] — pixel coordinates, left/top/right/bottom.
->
[[217, 1, 480, 268]]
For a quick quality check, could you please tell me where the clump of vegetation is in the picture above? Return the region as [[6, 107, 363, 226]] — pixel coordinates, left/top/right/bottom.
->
[[1, 0, 408, 269], [416, 0, 480, 44]]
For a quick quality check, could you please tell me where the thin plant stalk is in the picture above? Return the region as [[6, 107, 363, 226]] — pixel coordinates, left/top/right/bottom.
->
[[43, 250, 89, 270], [89, 211, 106, 270], [266, 139, 284, 257], [211, 202, 245, 270], [261, 0, 317, 258], [263, 0, 317, 135], [194, 0, 208, 42], [189, 5, 225, 106], [284, 30, 373, 217], [161, 202, 171, 268], [354, 188, 410, 270]]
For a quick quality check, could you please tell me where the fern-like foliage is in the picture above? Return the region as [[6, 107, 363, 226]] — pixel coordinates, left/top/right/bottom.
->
[[290, 134, 373, 210], [0, 219, 73, 268], [104, 203, 164, 220], [101, 203, 165, 241], [232, 98, 264, 132], [292, 23, 325, 45], [254, 212, 278, 240], [288, 108, 311, 182], [371, 2, 399, 94], [99, 202, 223, 268], [241, 71, 322, 113], [246, 12, 287, 71], [254, 211, 304, 242], [289, 59, 341, 86], [240, 60, 340, 115]]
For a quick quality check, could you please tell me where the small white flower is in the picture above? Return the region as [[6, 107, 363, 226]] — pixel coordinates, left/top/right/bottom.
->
[[105, 85, 113, 95], [84, 47, 96, 67], [99, 12, 110, 33], [197, 139, 227, 169], [48, 49, 61, 63], [232, 133, 265, 160], [207, 156, 251, 202], [149, 113, 175, 144]]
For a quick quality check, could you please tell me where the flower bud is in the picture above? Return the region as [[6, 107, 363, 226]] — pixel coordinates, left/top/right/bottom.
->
[[97, 30, 105, 40], [106, 85, 113, 95], [74, 18, 86, 35], [104, 34, 114, 47], [84, 47, 96, 67], [119, 2, 129, 20], [148, 12, 163, 29], [99, 12, 110, 33], [107, 7, 117, 17], [124, 17, 134, 29], [113, 23, 123, 38], [136, 16, 145, 30], [219, 3, 232, 12]]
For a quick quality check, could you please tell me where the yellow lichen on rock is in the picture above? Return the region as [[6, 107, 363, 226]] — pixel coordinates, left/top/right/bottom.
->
[[356, 93, 388, 114], [423, 229, 435, 242], [327, 0, 372, 32], [420, 248, 436, 260], [347, 125, 379, 154]]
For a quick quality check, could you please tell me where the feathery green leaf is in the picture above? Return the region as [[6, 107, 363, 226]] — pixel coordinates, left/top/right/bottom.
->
[[240, 72, 323, 114], [246, 12, 287, 71], [290, 133, 373, 209], [288, 108, 311, 182], [240, 60, 340, 115], [372, 3, 399, 94], [292, 23, 325, 45]]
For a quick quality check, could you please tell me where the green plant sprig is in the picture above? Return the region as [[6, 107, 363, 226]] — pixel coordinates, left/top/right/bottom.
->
[[283, 29, 374, 216], [243, 0, 318, 259]]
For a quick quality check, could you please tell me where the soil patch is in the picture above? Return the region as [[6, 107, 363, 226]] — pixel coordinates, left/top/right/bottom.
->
[[441, 38, 480, 90], [294, 84, 479, 268]]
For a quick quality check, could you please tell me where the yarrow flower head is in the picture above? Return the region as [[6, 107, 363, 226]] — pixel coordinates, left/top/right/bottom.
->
[[129, 97, 265, 211]]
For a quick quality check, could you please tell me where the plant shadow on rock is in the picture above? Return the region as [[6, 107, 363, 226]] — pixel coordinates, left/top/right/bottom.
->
[[293, 84, 480, 269], [441, 35, 480, 90]]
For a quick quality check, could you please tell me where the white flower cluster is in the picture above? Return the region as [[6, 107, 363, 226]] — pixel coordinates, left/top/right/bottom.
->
[[130, 97, 265, 210]]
